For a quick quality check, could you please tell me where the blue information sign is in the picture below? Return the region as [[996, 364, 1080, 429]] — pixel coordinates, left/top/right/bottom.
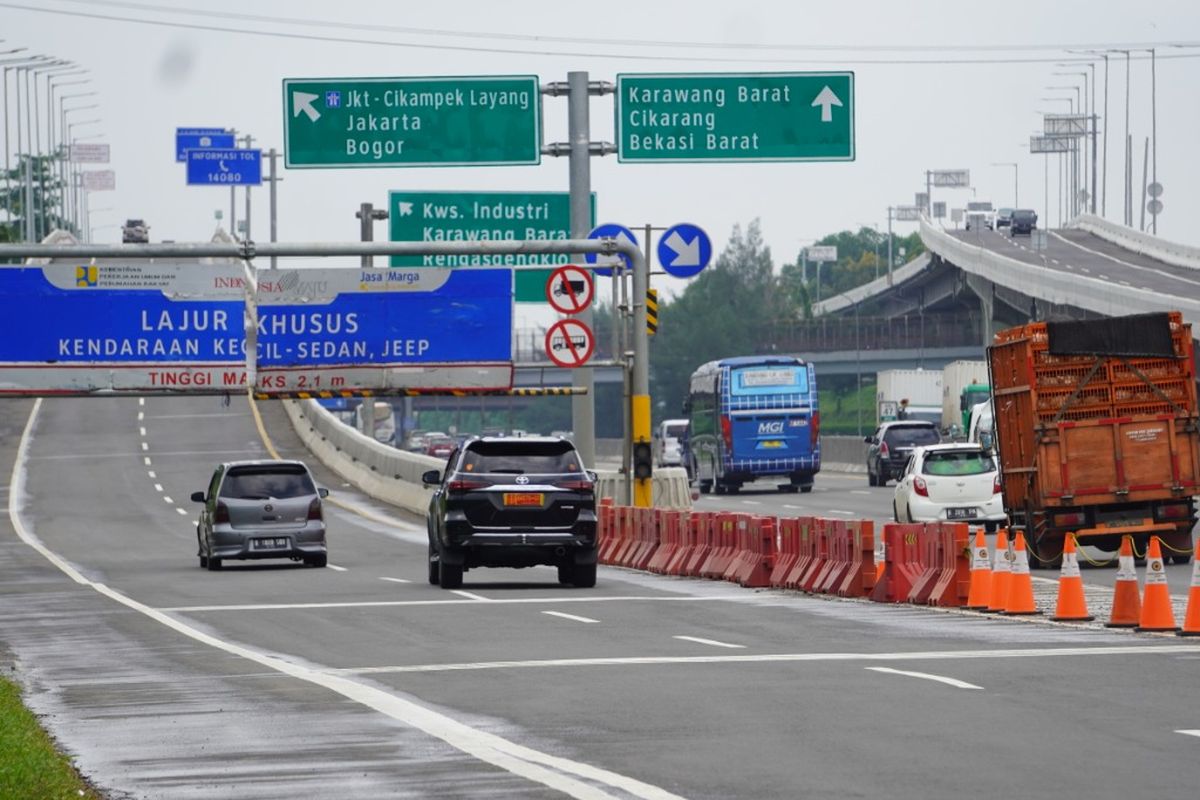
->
[[584, 223, 638, 279], [175, 128, 236, 161], [186, 148, 263, 186], [657, 222, 712, 279]]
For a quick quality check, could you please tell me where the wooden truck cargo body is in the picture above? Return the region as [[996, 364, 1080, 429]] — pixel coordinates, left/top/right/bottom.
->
[[988, 312, 1199, 566]]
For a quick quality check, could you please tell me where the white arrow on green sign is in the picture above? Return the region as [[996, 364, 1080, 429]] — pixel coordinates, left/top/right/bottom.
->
[[616, 72, 854, 163], [282, 76, 542, 168], [388, 191, 595, 303]]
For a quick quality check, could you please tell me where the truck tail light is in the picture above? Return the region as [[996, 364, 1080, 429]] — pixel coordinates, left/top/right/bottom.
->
[[993, 474, 1002, 495], [1155, 503, 1192, 521], [214, 502, 230, 525], [720, 414, 733, 451], [307, 497, 323, 522], [1053, 511, 1086, 527], [914, 476, 929, 497]]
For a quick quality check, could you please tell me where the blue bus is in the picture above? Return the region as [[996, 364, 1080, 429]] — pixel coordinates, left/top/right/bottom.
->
[[683, 356, 820, 494]]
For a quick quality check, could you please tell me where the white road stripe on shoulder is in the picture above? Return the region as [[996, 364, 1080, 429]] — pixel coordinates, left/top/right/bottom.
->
[[782, 504, 803, 510], [741, 500, 762, 506], [543, 611, 600, 624], [1177, 730, 1200, 739], [154, 484, 163, 492], [452, 589, 492, 602], [162, 496, 174, 504], [674, 635, 745, 650], [326, 564, 348, 572], [176, 508, 188, 516], [827, 509, 855, 516], [380, 577, 411, 584], [866, 666, 982, 690]]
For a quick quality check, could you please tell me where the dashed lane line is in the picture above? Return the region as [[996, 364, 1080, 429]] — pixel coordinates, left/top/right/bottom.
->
[[452, 589, 492, 602], [176, 508, 188, 516], [543, 611, 600, 624], [154, 483, 163, 492], [827, 509, 855, 516], [326, 564, 348, 572], [161, 596, 751, 613], [674, 635, 746, 650], [1177, 730, 1200, 739], [163, 496, 174, 504], [380, 577, 412, 584], [865, 666, 983, 690]]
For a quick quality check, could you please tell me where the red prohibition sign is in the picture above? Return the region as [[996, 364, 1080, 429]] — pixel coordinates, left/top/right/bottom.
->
[[544, 318, 595, 368], [545, 264, 594, 315]]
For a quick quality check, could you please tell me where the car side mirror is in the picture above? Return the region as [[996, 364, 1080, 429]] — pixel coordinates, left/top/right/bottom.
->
[[318, 487, 330, 498], [190, 491, 206, 503], [421, 469, 441, 485], [864, 436, 873, 444], [586, 470, 598, 482]]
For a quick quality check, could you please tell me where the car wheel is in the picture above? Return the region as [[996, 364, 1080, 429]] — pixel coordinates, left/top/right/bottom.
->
[[893, 502, 900, 523], [714, 482, 726, 495], [726, 483, 741, 495], [557, 563, 573, 585], [439, 561, 464, 589], [305, 553, 328, 568], [427, 544, 441, 585], [206, 550, 222, 571], [868, 469, 877, 487], [799, 484, 813, 494], [199, 553, 208, 568], [779, 484, 800, 494], [905, 504, 914, 524], [571, 562, 597, 588]]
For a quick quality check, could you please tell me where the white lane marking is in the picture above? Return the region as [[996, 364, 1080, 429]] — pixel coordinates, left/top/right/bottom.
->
[[146, 412, 252, 419], [1099, 274, 1110, 280], [137, 411, 144, 422], [380, 577, 411, 584], [144, 456, 152, 466], [827, 509, 855, 516], [1177, 730, 1200, 739], [9, 402, 681, 800], [452, 590, 492, 602], [865, 666, 983, 690], [162, 596, 751, 612], [147, 470, 156, 479], [782, 504, 803, 510], [543, 611, 600, 624], [162, 496, 174, 504], [1120, 280, 1131, 286], [138, 397, 144, 406], [1050, 258, 1060, 265], [674, 635, 746, 650], [336, 644, 1200, 676], [326, 564, 348, 572], [139, 426, 147, 436], [1050, 230, 1200, 289], [140, 442, 149, 451], [1081, 267, 1091, 274], [176, 508, 188, 516], [850, 490, 871, 496], [740, 500, 762, 506], [154, 483, 163, 492]]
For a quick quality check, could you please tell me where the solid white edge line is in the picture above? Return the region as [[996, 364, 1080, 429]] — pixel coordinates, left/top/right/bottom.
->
[[865, 666, 983, 690], [379, 577, 411, 584], [451, 590, 492, 602], [543, 611, 600, 624], [673, 635, 746, 650], [161, 595, 750, 612], [1176, 730, 1200, 739], [10, 399, 684, 800]]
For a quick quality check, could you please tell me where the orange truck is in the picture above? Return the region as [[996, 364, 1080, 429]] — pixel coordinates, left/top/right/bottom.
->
[[988, 312, 1198, 567]]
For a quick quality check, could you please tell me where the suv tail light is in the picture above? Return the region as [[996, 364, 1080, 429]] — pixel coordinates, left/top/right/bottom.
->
[[214, 501, 230, 524], [556, 479, 594, 493], [913, 476, 929, 497], [879, 441, 890, 458], [720, 415, 732, 451], [447, 478, 490, 493], [307, 497, 323, 522]]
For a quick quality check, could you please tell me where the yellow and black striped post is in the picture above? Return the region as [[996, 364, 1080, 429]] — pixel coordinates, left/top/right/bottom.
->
[[646, 288, 658, 336]]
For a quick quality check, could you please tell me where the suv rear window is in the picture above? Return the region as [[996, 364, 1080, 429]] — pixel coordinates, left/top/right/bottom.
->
[[220, 465, 316, 499], [922, 450, 995, 476], [664, 424, 687, 439], [460, 441, 583, 475], [884, 425, 940, 447]]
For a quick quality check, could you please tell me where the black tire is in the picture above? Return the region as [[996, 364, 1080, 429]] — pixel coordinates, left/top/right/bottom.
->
[[199, 554, 208, 568], [557, 563, 573, 585], [698, 480, 712, 495], [714, 482, 727, 495], [571, 562, 597, 588], [893, 502, 900, 523], [306, 553, 328, 568], [779, 484, 800, 494], [206, 550, 222, 571], [439, 561, 464, 589], [799, 484, 813, 494], [725, 483, 741, 495], [427, 544, 440, 585]]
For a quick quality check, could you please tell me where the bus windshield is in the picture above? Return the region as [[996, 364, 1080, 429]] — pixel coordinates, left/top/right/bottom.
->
[[730, 366, 808, 396]]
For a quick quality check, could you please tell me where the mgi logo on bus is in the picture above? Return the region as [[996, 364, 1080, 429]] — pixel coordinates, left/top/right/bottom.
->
[[758, 421, 785, 435]]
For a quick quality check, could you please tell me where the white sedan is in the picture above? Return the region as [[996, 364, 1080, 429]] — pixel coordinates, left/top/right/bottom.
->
[[893, 443, 1006, 531]]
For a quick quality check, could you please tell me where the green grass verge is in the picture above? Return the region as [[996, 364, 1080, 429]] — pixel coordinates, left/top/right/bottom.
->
[[818, 383, 878, 436], [0, 672, 104, 800]]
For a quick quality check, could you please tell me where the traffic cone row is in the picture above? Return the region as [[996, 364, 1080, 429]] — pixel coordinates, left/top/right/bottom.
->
[[1003, 533, 1040, 615], [1180, 553, 1200, 637], [1105, 536, 1141, 628], [965, 529, 991, 609], [985, 529, 1011, 613], [1051, 536, 1093, 622], [1136, 538, 1179, 632]]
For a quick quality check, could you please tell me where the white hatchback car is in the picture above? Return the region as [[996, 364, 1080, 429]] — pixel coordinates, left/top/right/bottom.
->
[[893, 443, 1006, 531]]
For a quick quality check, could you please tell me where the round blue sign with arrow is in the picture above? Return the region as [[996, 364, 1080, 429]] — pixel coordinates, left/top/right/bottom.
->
[[585, 223, 638, 278], [657, 222, 712, 279]]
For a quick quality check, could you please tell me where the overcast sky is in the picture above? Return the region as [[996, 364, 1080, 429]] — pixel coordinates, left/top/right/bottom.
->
[[3, 0, 1198, 297]]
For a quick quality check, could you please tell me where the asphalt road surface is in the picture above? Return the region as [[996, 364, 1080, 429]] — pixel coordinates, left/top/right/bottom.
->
[[2, 396, 1199, 800]]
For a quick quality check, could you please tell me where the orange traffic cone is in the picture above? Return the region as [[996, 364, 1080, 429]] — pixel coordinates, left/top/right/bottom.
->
[[1105, 535, 1141, 628], [1178, 553, 1200, 637], [1051, 536, 1094, 622], [1136, 537, 1179, 632], [875, 539, 886, 585], [985, 529, 1011, 613], [965, 528, 992, 609], [1003, 532, 1040, 615]]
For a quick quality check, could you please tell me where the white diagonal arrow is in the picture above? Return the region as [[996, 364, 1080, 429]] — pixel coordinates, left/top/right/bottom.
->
[[596, 230, 636, 265], [292, 91, 321, 122], [811, 85, 843, 123], [398, 202, 414, 217], [663, 230, 700, 267]]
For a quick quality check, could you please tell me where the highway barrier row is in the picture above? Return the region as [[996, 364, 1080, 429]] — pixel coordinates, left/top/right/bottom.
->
[[598, 500, 974, 607]]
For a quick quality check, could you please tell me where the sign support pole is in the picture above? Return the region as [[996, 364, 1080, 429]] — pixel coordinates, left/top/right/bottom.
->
[[567, 71, 596, 469]]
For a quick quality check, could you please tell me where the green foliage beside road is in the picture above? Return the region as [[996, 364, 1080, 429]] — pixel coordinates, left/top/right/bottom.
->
[[0, 673, 104, 800]]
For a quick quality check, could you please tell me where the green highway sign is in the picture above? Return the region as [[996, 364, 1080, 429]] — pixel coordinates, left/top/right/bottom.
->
[[616, 72, 854, 163], [283, 76, 542, 168], [388, 191, 596, 302]]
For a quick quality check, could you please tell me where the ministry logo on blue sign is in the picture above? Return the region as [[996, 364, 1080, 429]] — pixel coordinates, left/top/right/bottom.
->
[[75, 266, 97, 287]]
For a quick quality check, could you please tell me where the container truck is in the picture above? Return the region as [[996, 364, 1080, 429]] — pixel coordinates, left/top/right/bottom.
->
[[941, 360, 991, 435], [988, 312, 1199, 567], [876, 369, 942, 425]]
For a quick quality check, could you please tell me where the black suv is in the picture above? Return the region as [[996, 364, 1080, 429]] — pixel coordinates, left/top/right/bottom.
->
[[423, 437, 598, 589], [865, 421, 940, 486], [1010, 209, 1037, 235]]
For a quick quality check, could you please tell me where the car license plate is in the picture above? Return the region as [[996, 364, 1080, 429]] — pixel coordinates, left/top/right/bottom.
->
[[503, 493, 543, 507], [946, 507, 979, 520], [251, 537, 288, 550], [760, 440, 783, 449]]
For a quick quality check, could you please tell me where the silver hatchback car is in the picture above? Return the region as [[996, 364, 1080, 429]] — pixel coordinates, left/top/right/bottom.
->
[[192, 460, 329, 570]]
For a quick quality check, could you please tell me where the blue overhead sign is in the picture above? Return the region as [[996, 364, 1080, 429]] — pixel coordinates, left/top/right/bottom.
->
[[0, 264, 514, 395], [175, 127, 236, 161], [186, 148, 263, 186], [584, 223, 638, 279], [657, 222, 712, 279]]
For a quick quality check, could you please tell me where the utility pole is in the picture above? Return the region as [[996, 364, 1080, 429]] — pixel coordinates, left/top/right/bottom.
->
[[886, 207, 894, 286], [1101, 54, 1109, 217], [1149, 47, 1158, 234]]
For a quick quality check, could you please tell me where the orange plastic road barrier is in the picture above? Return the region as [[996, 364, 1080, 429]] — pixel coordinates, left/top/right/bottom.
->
[[875, 538, 886, 585], [770, 517, 800, 588], [664, 511, 694, 576], [1105, 535, 1142, 628], [784, 518, 818, 589], [1050, 536, 1094, 622], [924, 522, 971, 607], [1178, 554, 1200, 637], [836, 519, 876, 598], [801, 518, 835, 593], [965, 529, 993, 609], [683, 513, 714, 576], [1136, 537, 1180, 632], [646, 510, 677, 574], [1003, 533, 1040, 615], [815, 519, 850, 595], [985, 529, 1012, 613], [727, 516, 774, 588], [868, 523, 924, 603]]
